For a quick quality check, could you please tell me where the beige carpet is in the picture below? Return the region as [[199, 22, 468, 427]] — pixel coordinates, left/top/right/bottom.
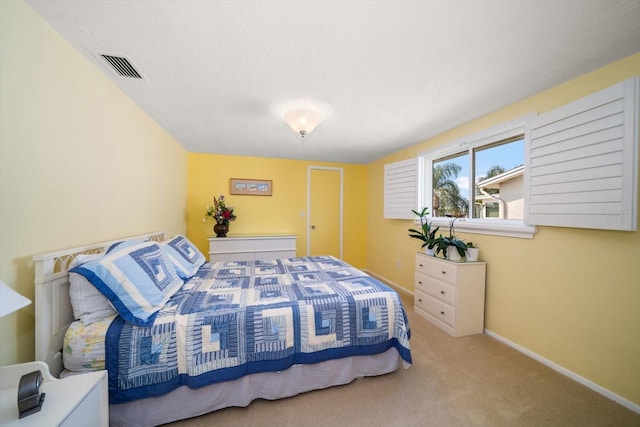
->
[[166, 293, 639, 427]]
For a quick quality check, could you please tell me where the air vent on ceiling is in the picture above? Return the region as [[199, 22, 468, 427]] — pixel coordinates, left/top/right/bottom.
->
[[100, 54, 142, 79]]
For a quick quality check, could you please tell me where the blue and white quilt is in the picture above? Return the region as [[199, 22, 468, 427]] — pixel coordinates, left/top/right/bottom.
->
[[106, 256, 412, 404]]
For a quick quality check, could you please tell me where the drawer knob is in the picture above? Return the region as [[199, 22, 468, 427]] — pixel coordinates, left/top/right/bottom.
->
[[441, 271, 446, 275], [418, 299, 422, 302], [440, 311, 445, 315], [440, 291, 445, 294], [418, 281, 423, 285], [419, 264, 423, 267]]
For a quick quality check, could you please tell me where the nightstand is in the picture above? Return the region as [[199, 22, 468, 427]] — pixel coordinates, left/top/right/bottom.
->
[[0, 361, 108, 427]]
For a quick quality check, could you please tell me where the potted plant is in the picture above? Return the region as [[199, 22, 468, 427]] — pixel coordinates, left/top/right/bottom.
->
[[465, 242, 480, 262], [434, 218, 467, 262], [408, 207, 440, 256]]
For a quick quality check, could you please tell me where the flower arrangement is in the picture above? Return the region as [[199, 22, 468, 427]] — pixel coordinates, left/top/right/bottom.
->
[[204, 195, 237, 226]]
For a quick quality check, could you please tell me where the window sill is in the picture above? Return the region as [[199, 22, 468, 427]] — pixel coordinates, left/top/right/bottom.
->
[[429, 218, 538, 239]]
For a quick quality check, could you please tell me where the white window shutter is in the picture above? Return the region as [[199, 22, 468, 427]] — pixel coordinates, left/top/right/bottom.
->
[[526, 77, 638, 231], [384, 158, 418, 219]]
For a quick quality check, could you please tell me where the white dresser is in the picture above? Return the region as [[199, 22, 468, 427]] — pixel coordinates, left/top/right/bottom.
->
[[208, 234, 297, 262], [414, 253, 486, 337]]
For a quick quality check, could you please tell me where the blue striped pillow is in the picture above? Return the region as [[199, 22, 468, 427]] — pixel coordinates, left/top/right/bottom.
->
[[161, 235, 206, 279], [70, 240, 184, 327]]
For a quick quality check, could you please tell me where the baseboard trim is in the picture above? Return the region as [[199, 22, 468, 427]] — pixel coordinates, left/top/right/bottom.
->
[[484, 329, 640, 414], [362, 269, 413, 298], [364, 269, 640, 414]]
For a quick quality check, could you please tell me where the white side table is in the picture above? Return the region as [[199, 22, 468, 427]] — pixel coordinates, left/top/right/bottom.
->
[[0, 361, 108, 427]]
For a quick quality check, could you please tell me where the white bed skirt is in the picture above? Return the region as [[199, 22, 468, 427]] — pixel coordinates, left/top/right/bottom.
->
[[109, 348, 405, 427]]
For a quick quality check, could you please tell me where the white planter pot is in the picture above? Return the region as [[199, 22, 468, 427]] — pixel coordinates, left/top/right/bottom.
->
[[424, 246, 437, 256], [446, 246, 462, 262], [466, 247, 480, 262]]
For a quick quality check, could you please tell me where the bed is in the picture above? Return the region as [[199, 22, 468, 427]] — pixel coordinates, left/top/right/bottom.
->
[[33, 231, 412, 427]]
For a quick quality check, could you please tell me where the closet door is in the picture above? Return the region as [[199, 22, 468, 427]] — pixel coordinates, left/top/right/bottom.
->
[[308, 166, 343, 258]]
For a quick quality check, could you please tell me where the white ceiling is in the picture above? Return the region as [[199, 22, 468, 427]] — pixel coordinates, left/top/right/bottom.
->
[[25, 0, 640, 164]]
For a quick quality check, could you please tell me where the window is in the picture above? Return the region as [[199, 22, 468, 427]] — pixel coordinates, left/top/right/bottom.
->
[[473, 137, 524, 220], [404, 78, 637, 237], [432, 152, 469, 218], [420, 116, 538, 238], [432, 137, 524, 220]]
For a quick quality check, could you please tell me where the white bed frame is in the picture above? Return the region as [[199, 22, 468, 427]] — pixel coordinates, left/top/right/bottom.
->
[[33, 231, 167, 376], [33, 231, 405, 427]]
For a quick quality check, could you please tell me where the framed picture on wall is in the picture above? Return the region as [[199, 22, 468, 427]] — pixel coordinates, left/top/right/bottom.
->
[[230, 178, 272, 196]]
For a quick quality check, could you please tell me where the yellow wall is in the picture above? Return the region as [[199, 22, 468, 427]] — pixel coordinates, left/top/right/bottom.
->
[[367, 53, 640, 405], [187, 153, 367, 268], [0, 1, 188, 364]]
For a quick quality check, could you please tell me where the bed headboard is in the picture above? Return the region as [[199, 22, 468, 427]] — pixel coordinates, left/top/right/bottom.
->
[[32, 231, 166, 377]]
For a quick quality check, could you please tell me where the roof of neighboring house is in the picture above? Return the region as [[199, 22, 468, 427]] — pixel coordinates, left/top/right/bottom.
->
[[476, 165, 524, 189]]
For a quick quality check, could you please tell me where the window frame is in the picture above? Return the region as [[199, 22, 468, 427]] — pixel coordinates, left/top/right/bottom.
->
[[419, 114, 538, 239]]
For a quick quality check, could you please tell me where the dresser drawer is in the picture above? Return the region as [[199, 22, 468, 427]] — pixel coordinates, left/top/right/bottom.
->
[[415, 272, 456, 306], [414, 291, 456, 328], [415, 254, 457, 285]]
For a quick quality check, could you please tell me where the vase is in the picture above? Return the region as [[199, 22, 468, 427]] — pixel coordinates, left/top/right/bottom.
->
[[424, 246, 437, 256], [446, 246, 462, 262], [213, 223, 229, 238], [466, 247, 480, 262]]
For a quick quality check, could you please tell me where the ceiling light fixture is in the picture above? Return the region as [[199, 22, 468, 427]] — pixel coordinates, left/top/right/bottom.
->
[[284, 108, 323, 138]]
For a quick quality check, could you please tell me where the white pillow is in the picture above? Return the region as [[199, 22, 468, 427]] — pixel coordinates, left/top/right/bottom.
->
[[68, 254, 116, 324], [161, 234, 206, 279], [69, 241, 184, 327], [63, 315, 115, 372]]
